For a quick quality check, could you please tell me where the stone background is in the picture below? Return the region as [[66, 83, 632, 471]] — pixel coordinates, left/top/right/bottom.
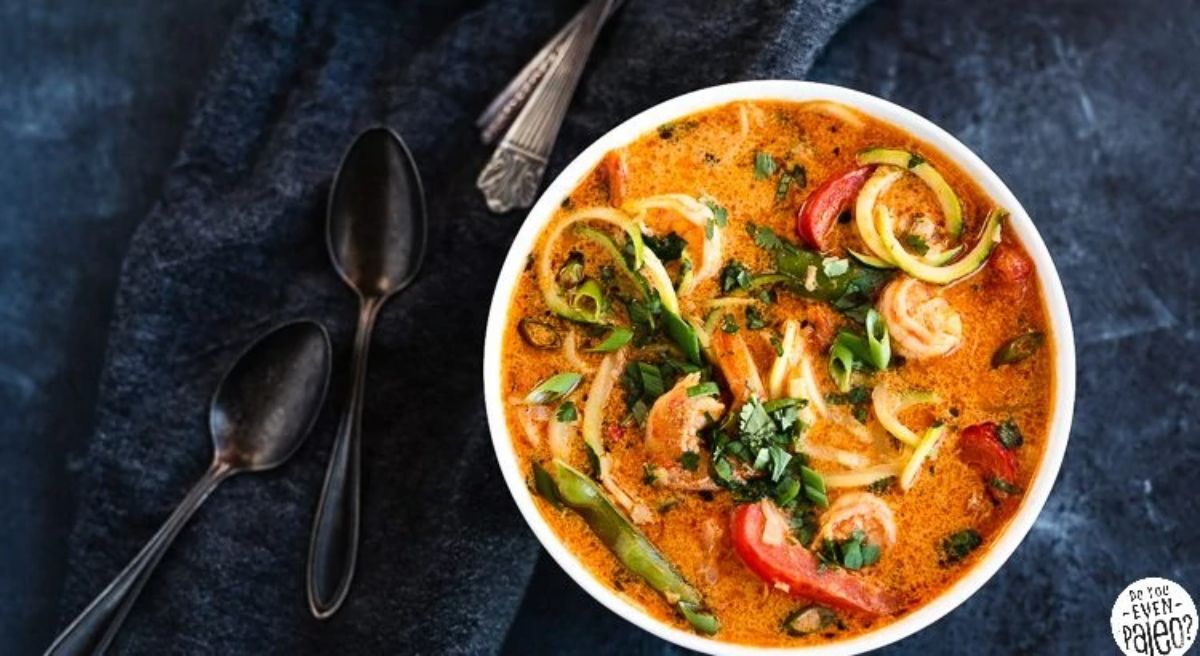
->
[[1, 0, 1195, 653]]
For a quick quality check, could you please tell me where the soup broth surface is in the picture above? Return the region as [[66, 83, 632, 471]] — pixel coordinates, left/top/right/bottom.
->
[[500, 100, 1054, 647]]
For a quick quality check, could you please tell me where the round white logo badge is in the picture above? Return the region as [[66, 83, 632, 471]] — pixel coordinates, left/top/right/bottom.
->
[[1111, 577, 1197, 656]]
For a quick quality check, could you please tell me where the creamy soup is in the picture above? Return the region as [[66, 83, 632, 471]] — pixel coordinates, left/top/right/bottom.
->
[[499, 99, 1053, 646]]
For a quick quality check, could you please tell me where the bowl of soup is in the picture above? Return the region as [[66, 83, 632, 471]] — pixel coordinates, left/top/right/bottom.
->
[[483, 80, 1074, 654]]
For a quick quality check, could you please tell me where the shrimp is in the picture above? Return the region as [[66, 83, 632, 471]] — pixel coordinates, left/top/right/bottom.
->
[[877, 276, 963, 360], [815, 491, 897, 549], [601, 148, 628, 206], [645, 372, 724, 460], [710, 329, 765, 408]]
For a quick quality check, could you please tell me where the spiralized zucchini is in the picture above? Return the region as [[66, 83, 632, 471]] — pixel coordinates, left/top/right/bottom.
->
[[872, 384, 939, 447], [623, 194, 721, 296], [875, 204, 1005, 285], [857, 148, 964, 238], [538, 208, 645, 323], [900, 424, 947, 491], [822, 462, 902, 489]]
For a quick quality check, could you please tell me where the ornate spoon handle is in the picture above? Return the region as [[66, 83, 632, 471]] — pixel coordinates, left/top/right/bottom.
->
[[476, 0, 626, 145], [476, 0, 615, 214]]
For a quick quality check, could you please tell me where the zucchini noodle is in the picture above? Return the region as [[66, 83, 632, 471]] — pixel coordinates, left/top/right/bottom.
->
[[805, 444, 870, 469], [872, 384, 940, 447], [900, 424, 947, 491], [623, 194, 721, 296], [581, 348, 651, 521], [822, 463, 903, 489], [563, 331, 596, 375], [538, 207, 645, 323]]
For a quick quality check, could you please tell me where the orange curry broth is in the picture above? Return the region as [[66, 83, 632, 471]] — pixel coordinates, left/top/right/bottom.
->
[[499, 100, 1054, 647]]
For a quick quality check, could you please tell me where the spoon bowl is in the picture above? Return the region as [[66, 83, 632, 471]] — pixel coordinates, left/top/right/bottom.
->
[[47, 320, 332, 656], [210, 320, 333, 471], [326, 126, 427, 298]]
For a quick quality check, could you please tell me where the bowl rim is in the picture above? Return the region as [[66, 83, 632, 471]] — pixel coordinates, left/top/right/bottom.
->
[[482, 80, 1076, 656]]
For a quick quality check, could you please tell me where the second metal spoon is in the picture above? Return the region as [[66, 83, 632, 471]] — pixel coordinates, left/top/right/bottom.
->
[[307, 126, 426, 619], [46, 320, 332, 655]]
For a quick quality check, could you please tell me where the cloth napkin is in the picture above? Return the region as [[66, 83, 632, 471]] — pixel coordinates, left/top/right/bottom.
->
[[59, 0, 868, 652]]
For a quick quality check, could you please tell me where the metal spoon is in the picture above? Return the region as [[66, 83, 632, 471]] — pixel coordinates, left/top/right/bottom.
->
[[46, 320, 332, 655], [307, 126, 426, 619]]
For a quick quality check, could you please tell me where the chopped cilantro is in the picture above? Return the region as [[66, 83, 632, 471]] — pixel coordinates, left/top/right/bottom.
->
[[720, 313, 739, 333], [720, 260, 752, 293], [817, 529, 882, 571], [997, 419, 1024, 449], [903, 233, 930, 255], [643, 232, 686, 262], [746, 306, 767, 330], [555, 401, 578, 423], [939, 529, 982, 565], [867, 476, 896, 495], [754, 151, 778, 179], [679, 451, 701, 472], [989, 477, 1023, 495], [747, 223, 787, 252], [769, 333, 784, 356]]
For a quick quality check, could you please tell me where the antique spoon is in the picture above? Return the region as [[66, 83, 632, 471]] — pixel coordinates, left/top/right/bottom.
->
[[46, 320, 332, 655], [308, 126, 426, 619], [476, 0, 617, 213]]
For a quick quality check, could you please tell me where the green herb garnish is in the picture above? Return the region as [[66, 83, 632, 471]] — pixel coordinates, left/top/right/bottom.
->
[[687, 381, 720, 398], [940, 529, 983, 565], [754, 151, 778, 179], [720, 314, 739, 334], [997, 419, 1024, 449], [555, 401, 578, 422], [746, 306, 767, 330], [525, 372, 583, 404], [679, 451, 701, 472], [720, 260, 753, 293]]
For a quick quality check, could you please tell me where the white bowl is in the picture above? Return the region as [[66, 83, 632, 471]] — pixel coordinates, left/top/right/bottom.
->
[[482, 80, 1076, 655]]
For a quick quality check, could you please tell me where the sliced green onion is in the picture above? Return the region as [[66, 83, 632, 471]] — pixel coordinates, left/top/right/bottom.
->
[[517, 318, 562, 350], [525, 372, 583, 404], [865, 309, 891, 370], [569, 279, 605, 323], [828, 342, 856, 392], [773, 476, 801, 506], [678, 601, 720, 635], [800, 465, 828, 508], [556, 252, 585, 288], [991, 331, 1044, 367], [687, 381, 719, 397], [589, 326, 633, 353], [833, 331, 872, 363], [663, 310, 702, 365], [531, 461, 562, 508], [574, 225, 649, 299]]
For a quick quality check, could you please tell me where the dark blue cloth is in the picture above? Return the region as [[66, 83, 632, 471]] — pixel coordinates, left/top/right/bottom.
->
[[55, 1, 868, 653]]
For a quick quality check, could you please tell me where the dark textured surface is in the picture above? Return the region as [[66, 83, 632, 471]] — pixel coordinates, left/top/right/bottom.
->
[[1, 0, 1196, 654]]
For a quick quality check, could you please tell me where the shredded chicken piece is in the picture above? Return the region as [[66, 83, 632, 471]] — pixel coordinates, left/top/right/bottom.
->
[[878, 276, 963, 359]]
